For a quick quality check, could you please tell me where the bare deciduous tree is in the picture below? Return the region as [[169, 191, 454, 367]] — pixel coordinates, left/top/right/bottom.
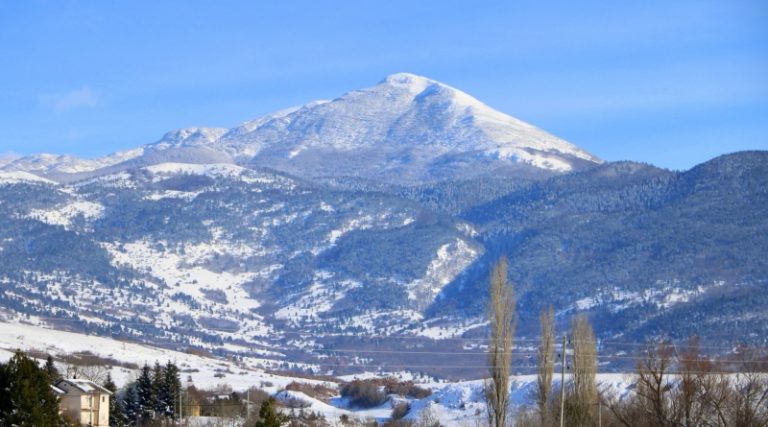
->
[[729, 346, 768, 426], [606, 340, 768, 427], [609, 341, 676, 427], [671, 336, 705, 426], [571, 315, 597, 425], [63, 363, 110, 384], [486, 256, 516, 427], [537, 306, 555, 426], [730, 371, 768, 426]]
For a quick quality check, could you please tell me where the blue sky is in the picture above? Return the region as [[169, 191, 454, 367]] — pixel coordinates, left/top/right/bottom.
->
[[0, 1, 765, 170]]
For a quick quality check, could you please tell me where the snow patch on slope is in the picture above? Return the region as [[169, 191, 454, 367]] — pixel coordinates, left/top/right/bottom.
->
[[275, 272, 361, 322], [102, 239, 274, 342], [145, 162, 283, 185], [406, 239, 479, 308], [564, 280, 729, 315], [105, 240, 261, 313], [414, 318, 487, 340], [0, 170, 57, 185], [28, 200, 104, 228]]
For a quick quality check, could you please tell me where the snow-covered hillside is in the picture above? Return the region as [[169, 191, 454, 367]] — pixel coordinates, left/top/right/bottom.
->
[[2, 149, 145, 175], [0, 321, 634, 427], [0, 160, 484, 370], [0, 170, 57, 185], [0, 321, 291, 390]]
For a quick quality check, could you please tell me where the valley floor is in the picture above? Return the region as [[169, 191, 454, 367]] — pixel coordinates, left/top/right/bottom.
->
[[0, 321, 634, 426]]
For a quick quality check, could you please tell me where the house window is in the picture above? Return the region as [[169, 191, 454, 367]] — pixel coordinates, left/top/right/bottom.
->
[[102, 396, 105, 402]]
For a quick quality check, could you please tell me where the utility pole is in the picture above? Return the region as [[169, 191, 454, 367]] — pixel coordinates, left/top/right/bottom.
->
[[598, 399, 602, 427], [247, 388, 251, 419], [560, 334, 567, 427]]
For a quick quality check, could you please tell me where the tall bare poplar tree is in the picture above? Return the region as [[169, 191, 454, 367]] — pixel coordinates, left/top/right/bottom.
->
[[571, 315, 598, 422], [486, 256, 515, 427], [537, 306, 556, 425]]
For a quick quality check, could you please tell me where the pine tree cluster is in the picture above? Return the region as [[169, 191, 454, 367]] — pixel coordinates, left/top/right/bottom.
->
[[114, 360, 182, 426], [0, 351, 71, 426]]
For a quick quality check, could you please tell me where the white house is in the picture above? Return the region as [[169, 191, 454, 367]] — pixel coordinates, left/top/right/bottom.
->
[[53, 378, 112, 427]]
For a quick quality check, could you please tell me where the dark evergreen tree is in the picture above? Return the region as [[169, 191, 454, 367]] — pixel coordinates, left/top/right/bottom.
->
[[44, 354, 59, 384], [136, 363, 154, 421], [0, 350, 68, 426], [103, 373, 125, 427], [160, 360, 181, 418], [254, 398, 287, 427], [122, 384, 140, 427], [151, 361, 164, 416], [157, 373, 171, 419]]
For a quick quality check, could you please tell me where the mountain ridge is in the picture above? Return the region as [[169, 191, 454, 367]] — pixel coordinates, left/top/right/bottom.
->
[[1, 73, 600, 185]]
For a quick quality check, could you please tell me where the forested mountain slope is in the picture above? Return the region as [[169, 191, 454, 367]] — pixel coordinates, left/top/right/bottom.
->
[[438, 151, 768, 345]]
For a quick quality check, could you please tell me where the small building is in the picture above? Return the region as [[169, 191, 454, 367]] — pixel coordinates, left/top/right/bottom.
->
[[187, 395, 202, 417], [53, 378, 112, 427]]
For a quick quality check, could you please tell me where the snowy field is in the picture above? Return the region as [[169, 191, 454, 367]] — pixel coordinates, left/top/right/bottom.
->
[[0, 321, 637, 426]]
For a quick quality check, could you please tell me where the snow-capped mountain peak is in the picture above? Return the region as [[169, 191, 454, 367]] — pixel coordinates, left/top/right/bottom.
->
[[152, 127, 228, 149], [2, 73, 601, 184], [379, 72, 437, 94], [378, 72, 491, 110], [216, 73, 602, 182]]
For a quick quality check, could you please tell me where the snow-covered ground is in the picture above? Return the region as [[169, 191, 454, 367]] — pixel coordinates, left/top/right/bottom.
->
[[564, 279, 730, 316], [0, 321, 297, 392], [144, 162, 288, 186], [100, 237, 274, 343], [0, 170, 57, 185], [406, 239, 478, 308], [27, 200, 104, 229], [0, 321, 635, 426]]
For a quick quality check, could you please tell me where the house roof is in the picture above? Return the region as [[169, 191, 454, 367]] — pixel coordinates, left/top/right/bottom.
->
[[50, 384, 66, 395], [55, 378, 112, 395]]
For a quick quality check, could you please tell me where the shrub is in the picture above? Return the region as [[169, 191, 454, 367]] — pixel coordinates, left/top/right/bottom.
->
[[281, 394, 311, 409], [381, 377, 432, 399], [391, 402, 411, 420], [285, 381, 337, 401], [340, 377, 432, 408], [406, 384, 432, 399], [341, 380, 387, 408]]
